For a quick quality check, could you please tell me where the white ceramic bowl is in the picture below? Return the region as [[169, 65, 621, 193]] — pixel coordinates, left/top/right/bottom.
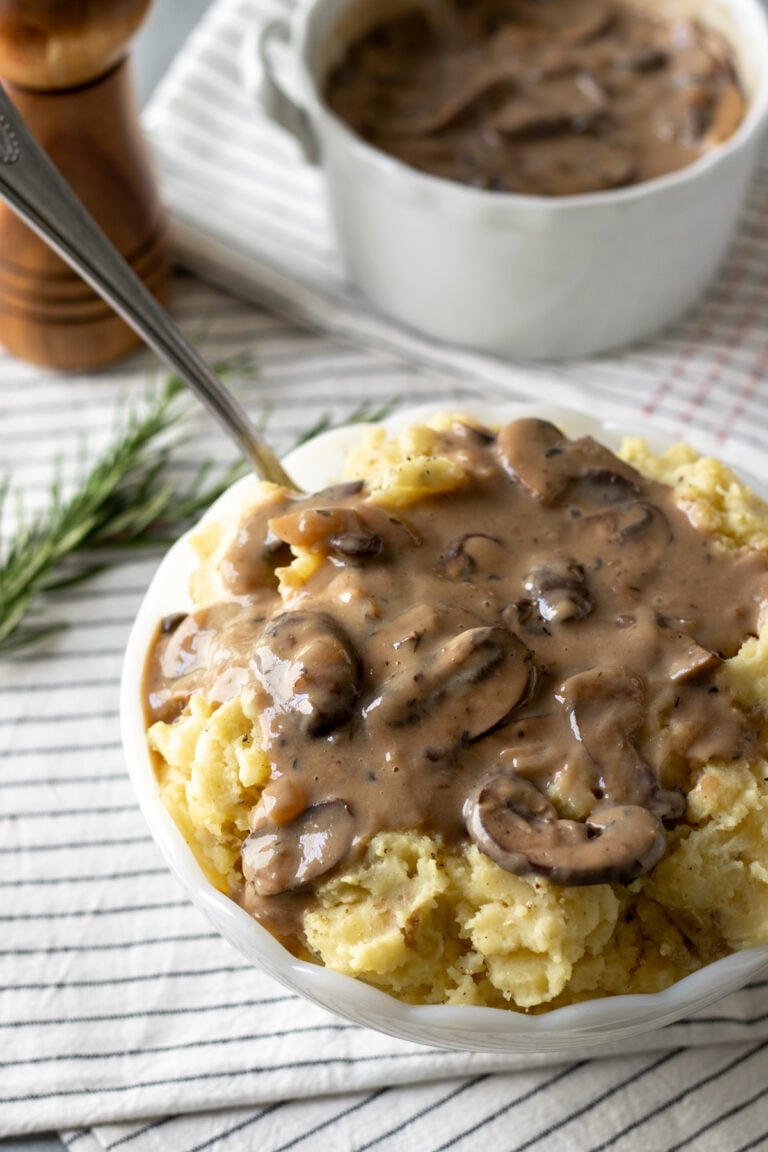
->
[[122, 401, 768, 1053], [255, 0, 768, 360]]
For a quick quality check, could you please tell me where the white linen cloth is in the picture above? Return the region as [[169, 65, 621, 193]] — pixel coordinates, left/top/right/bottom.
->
[[2, 0, 768, 1147]]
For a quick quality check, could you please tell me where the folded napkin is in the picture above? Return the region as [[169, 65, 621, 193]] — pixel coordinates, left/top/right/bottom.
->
[[3, 0, 768, 1146]]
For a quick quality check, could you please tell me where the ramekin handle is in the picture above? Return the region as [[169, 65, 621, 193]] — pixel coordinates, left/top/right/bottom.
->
[[258, 19, 320, 165]]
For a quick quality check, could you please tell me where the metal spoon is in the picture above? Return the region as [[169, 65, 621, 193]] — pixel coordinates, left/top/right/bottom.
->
[[0, 85, 296, 490]]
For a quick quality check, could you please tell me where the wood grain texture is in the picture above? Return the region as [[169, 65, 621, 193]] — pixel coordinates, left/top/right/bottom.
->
[[0, 0, 170, 370]]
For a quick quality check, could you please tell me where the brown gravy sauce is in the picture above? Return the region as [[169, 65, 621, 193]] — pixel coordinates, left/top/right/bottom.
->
[[144, 420, 768, 948], [324, 0, 746, 196]]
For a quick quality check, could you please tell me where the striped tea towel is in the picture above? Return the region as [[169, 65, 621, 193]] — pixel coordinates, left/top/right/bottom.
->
[[0, 278, 767, 1152]]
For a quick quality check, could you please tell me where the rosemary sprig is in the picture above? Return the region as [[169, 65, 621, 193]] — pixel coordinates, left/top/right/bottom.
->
[[0, 376, 400, 657], [0, 374, 247, 656]]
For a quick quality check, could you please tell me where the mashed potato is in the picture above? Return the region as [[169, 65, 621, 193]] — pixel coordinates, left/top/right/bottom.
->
[[147, 418, 768, 1011]]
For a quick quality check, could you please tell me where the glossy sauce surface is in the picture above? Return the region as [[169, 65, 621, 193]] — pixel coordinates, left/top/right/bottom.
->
[[324, 0, 746, 195], [144, 420, 768, 943]]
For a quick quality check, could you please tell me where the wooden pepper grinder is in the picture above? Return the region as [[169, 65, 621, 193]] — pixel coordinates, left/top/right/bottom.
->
[[0, 0, 170, 369]]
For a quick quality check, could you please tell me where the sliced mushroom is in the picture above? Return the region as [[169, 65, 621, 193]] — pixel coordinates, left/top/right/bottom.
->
[[251, 773, 307, 826], [160, 611, 187, 635], [559, 666, 684, 820], [380, 64, 513, 136], [242, 800, 356, 896], [503, 598, 552, 636], [571, 26, 667, 75], [465, 772, 667, 885], [268, 506, 383, 560], [664, 634, 721, 683], [489, 76, 607, 137], [219, 490, 294, 595], [254, 611, 361, 736], [270, 502, 418, 563], [496, 419, 569, 502], [567, 467, 640, 508], [145, 602, 262, 722], [496, 420, 641, 506], [440, 533, 507, 580], [582, 500, 672, 575], [706, 82, 746, 146], [448, 420, 497, 446], [372, 619, 533, 748], [555, 0, 614, 44], [522, 137, 636, 197], [523, 558, 592, 623]]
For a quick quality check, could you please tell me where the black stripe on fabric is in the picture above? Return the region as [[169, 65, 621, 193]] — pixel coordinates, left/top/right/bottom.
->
[[0, 377, 421, 476], [157, 106, 328, 219], [508, 1049, 682, 1152], [735, 1132, 768, 1152], [0, 1021, 355, 1070], [63, 1132, 93, 1147], [246, 341, 402, 372], [0, 393, 130, 421], [0, 899, 187, 923], [181, 1103, 285, 1152], [0, 1048, 468, 1104], [104, 1117, 182, 1151], [589, 1038, 768, 1152], [0, 802, 134, 819], [0, 773, 126, 790], [1, 962, 249, 993], [0, 867, 164, 888], [52, 615, 134, 631], [1, 994, 298, 1030], [274, 1089, 391, 1152], [0, 364, 415, 456], [158, 166, 334, 271], [1, 744, 124, 762], [0, 297, 285, 364], [433, 1063, 589, 1152], [667, 1008, 768, 1028], [0, 930, 216, 956], [356, 1077, 489, 1152], [0, 314, 302, 395], [228, 365, 415, 396], [664, 1078, 768, 1152], [0, 834, 151, 855], [0, 676, 121, 693], [54, 584, 155, 603], [0, 707, 120, 726], [11, 647, 127, 662]]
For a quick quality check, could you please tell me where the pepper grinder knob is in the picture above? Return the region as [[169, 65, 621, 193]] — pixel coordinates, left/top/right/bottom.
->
[[0, 0, 170, 369]]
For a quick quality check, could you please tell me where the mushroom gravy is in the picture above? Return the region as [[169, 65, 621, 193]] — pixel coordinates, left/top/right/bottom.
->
[[144, 419, 768, 948], [324, 0, 746, 196]]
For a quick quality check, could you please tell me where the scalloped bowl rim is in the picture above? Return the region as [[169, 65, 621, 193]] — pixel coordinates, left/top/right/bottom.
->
[[121, 399, 768, 1052]]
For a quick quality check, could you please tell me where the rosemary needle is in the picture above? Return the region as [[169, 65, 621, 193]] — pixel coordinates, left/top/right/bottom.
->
[[0, 374, 248, 656]]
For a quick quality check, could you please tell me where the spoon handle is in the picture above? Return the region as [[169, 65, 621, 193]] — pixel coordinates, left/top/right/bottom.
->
[[0, 86, 295, 489]]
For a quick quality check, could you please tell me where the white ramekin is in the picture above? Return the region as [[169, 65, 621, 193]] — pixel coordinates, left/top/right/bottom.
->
[[255, 0, 768, 360], [122, 401, 768, 1053]]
